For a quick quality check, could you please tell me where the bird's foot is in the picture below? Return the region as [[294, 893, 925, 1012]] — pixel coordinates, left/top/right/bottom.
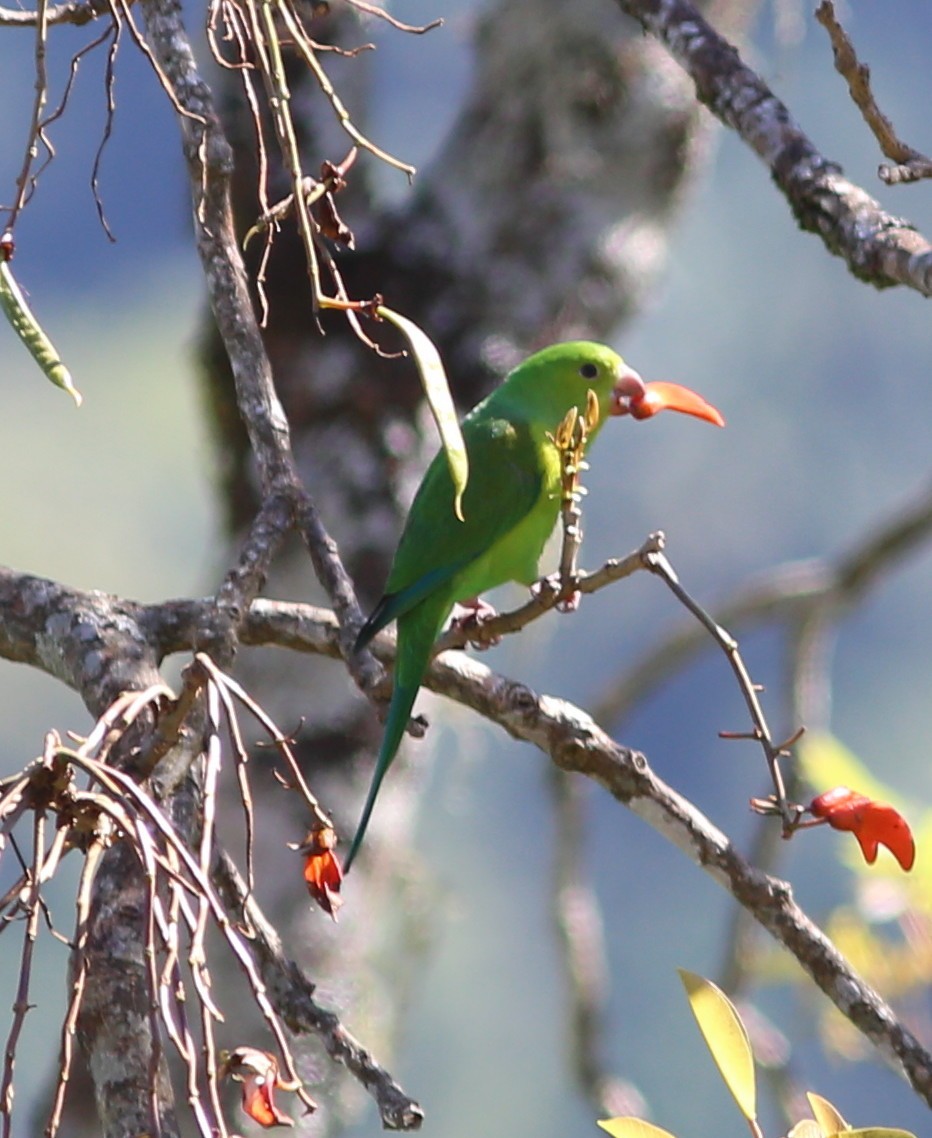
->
[[532, 574, 581, 613], [450, 597, 502, 648]]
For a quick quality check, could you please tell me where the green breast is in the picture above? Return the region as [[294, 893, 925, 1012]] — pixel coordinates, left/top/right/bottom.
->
[[450, 438, 562, 601]]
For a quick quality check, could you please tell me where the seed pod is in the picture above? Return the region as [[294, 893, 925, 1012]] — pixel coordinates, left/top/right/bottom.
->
[[0, 259, 82, 406]]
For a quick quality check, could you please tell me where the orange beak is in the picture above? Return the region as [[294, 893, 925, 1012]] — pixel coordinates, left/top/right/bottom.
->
[[613, 378, 724, 427]]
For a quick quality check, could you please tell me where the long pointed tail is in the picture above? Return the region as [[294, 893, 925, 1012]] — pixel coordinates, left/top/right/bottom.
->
[[343, 676, 419, 872], [344, 598, 449, 872]]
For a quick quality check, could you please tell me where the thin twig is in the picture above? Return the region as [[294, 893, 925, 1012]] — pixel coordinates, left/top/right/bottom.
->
[[593, 478, 932, 729], [341, 0, 441, 35], [45, 836, 106, 1138], [644, 548, 796, 822], [1, 811, 45, 1138], [214, 850, 425, 1129], [436, 533, 664, 651], [275, 0, 415, 179], [5, 0, 51, 228], [815, 1, 932, 185], [88, 15, 120, 240]]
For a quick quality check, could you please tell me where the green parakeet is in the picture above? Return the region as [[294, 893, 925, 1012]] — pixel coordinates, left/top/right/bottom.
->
[[346, 341, 723, 870]]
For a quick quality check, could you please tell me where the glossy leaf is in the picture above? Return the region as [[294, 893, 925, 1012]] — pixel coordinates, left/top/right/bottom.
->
[[0, 259, 82, 406], [377, 305, 468, 520], [807, 1091, 849, 1135], [597, 1119, 677, 1138], [679, 969, 756, 1121]]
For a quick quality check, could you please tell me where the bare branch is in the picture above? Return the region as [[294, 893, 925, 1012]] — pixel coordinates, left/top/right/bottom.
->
[[593, 478, 932, 728], [436, 533, 664, 652], [220, 598, 932, 1104], [617, 0, 932, 295], [0, 0, 109, 25], [213, 850, 425, 1130], [5, 0, 52, 229], [815, 1, 932, 185]]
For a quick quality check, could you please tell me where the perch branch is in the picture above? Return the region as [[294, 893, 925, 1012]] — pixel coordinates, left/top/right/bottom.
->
[[593, 477, 932, 728], [219, 600, 932, 1106]]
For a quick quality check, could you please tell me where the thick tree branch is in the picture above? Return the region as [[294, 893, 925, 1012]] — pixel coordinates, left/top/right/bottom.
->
[[617, 0, 932, 296], [224, 602, 932, 1105], [138, 0, 378, 688], [4, 512, 932, 1111]]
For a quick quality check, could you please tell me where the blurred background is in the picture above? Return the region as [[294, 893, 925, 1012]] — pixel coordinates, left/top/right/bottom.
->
[[1, 1, 932, 1135]]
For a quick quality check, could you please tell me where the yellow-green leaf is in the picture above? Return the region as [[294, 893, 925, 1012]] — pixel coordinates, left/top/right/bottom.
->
[[788, 1122, 827, 1138], [597, 1119, 677, 1138], [845, 1130, 916, 1138], [0, 259, 81, 406], [799, 733, 905, 811], [807, 1091, 849, 1135], [678, 969, 756, 1121], [377, 305, 467, 520]]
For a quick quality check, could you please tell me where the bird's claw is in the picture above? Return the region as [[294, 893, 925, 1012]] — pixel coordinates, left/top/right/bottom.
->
[[556, 588, 581, 613], [450, 598, 502, 648], [532, 574, 581, 613]]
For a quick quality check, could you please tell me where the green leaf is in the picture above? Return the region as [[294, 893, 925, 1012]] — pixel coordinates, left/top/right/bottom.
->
[[807, 1091, 849, 1134], [678, 969, 756, 1122], [0, 259, 81, 406], [377, 305, 467, 520], [597, 1119, 678, 1138]]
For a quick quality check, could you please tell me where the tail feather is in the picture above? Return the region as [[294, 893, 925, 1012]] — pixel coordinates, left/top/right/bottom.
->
[[343, 678, 419, 872], [344, 596, 451, 872]]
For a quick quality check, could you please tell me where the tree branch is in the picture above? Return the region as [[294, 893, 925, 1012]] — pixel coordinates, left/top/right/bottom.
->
[[126, 593, 932, 1105], [617, 0, 932, 295], [214, 850, 425, 1131], [0, 0, 108, 26], [815, 1, 932, 185], [138, 0, 377, 688], [592, 477, 932, 728]]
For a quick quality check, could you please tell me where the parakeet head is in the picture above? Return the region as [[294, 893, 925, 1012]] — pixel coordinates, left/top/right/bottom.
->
[[500, 341, 724, 430]]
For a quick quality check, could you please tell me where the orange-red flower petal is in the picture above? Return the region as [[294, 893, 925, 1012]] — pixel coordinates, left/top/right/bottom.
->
[[241, 1071, 294, 1128], [220, 1047, 295, 1128], [300, 826, 344, 919], [809, 787, 915, 872]]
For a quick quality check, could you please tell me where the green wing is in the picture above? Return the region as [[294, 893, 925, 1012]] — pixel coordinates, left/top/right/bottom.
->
[[356, 414, 545, 649]]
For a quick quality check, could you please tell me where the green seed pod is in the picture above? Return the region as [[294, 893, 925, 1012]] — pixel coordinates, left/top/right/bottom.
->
[[0, 259, 82, 406]]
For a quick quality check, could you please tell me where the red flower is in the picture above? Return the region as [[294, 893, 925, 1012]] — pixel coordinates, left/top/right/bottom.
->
[[299, 826, 344, 919], [809, 787, 915, 872], [220, 1047, 299, 1128]]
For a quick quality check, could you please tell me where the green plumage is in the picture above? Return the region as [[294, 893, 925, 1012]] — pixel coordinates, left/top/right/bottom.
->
[[345, 342, 629, 870]]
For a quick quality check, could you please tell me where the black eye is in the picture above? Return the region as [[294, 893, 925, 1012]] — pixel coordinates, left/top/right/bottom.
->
[[579, 362, 598, 380]]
